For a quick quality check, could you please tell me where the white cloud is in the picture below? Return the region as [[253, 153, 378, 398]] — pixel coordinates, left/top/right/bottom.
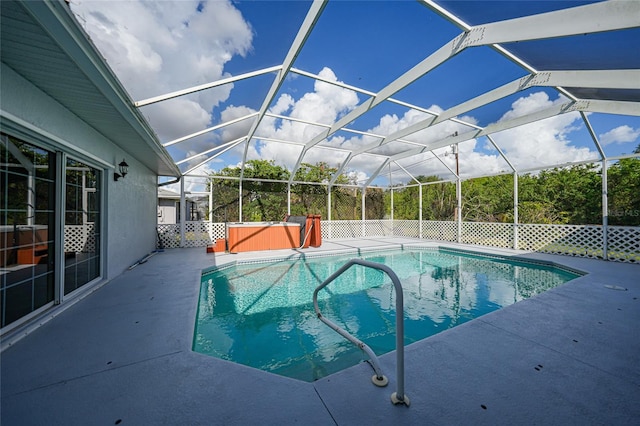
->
[[220, 105, 258, 141], [498, 91, 560, 120], [599, 125, 640, 146], [143, 99, 212, 142], [270, 94, 295, 116], [294, 68, 359, 122], [266, 67, 359, 143], [71, 0, 252, 142], [243, 67, 360, 169], [489, 92, 596, 171], [347, 170, 369, 185]]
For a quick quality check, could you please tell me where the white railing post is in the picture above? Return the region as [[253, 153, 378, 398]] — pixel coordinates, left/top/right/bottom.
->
[[313, 259, 410, 406], [361, 188, 366, 237], [419, 184, 423, 239], [456, 178, 462, 243], [327, 187, 332, 239], [602, 160, 609, 260], [514, 172, 519, 250], [180, 178, 186, 248], [238, 180, 243, 222]]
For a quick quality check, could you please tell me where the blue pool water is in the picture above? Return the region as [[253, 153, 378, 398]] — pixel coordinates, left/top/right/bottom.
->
[[193, 248, 581, 382]]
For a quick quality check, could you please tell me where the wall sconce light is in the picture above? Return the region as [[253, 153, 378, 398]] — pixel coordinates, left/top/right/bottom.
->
[[114, 159, 129, 181]]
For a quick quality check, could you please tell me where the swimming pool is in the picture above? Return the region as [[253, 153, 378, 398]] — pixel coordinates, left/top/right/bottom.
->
[[193, 247, 581, 382]]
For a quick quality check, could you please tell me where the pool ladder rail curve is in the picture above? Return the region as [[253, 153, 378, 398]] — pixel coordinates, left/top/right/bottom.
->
[[312, 258, 410, 407]]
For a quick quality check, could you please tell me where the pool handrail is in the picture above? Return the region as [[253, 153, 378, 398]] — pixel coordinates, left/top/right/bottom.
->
[[312, 258, 410, 406]]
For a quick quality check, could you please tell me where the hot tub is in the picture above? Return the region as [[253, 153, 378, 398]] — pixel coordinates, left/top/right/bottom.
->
[[226, 222, 301, 253]]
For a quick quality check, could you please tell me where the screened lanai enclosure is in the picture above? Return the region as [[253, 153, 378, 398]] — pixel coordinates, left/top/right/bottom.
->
[[71, 0, 640, 262]]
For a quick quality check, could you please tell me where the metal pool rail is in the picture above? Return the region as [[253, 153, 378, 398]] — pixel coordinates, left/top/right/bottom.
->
[[312, 259, 410, 406]]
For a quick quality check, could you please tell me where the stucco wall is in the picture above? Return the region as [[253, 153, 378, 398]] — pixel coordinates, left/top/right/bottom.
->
[[1, 62, 157, 279]]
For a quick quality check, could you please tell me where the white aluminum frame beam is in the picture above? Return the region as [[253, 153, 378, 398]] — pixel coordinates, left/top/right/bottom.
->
[[163, 112, 258, 147], [263, 111, 425, 146], [518, 158, 602, 175], [363, 159, 390, 188], [283, 1, 640, 187], [486, 135, 517, 173], [239, 0, 327, 182], [391, 161, 421, 185], [328, 152, 353, 189], [290, 67, 442, 121], [298, 1, 638, 156], [182, 137, 246, 175], [134, 65, 282, 107], [580, 112, 606, 161], [352, 69, 640, 157], [384, 99, 640, 165], [383, 149, 458, 179], [175, 138, 242, 165]]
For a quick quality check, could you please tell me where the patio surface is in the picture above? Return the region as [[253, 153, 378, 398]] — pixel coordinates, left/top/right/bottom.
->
[[1, 238, 639, 425]]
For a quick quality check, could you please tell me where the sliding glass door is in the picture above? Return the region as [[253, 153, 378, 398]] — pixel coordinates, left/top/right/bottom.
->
[[1, 135, 56, 328], [64, 158, 101, 294], [1, 134, 103, 330]]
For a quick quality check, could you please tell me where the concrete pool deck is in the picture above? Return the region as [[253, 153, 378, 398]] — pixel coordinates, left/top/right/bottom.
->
[[1, 238, 639, 425]]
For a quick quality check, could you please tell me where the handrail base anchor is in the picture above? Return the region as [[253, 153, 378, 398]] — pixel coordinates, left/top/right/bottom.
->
[[372, 374, 389, 387], [391, 392, 411, 407]]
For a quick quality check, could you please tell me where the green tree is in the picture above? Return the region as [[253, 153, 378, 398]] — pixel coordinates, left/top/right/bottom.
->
[[421, 178, 456, 221], [208, 160, 360, 221], [291, 162, 335, 217], [365, 187, 385, 219], [241, 160, 289, 221], [207, 160, 289, 222], [392, 184, 420, 219], [462, 174, 514, 222], [517, 174, 561, 224], [537, 164, 601, 224], [207, 166, 241, 222], [608, 144, 640, 226]]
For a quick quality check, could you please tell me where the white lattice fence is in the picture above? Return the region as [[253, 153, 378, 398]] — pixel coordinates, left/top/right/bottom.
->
[[365, 220, 393, 236], [64, 224, 95, 253], [518, 224, 603, 258], [183, 222, 213, 248], [421, 221, 457, 242], [393, 220, 420, 238], [156, 220, 638, 263], [322, 220, 407, 238], [462, 222, 514, 248], [210, 222, 226, 241], [321, 220, 419, 239], [155, 222, 239, 248], [607, 226, 640, 263], [157, 224, 181, 248], [323, 220, 364, 239]]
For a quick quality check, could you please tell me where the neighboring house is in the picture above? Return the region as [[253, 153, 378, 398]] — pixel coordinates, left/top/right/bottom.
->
[[157, 188, 207, 224], [157, 188, 181, 224], [0, 1, 180, 333]]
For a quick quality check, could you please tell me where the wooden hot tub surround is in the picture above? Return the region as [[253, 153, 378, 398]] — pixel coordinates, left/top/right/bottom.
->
[[226, 222, 301, 253]]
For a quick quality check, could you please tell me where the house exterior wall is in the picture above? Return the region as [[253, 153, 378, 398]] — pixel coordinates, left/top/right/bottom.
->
[[158, 199, 178, 224], [1, 62, 157, 279]]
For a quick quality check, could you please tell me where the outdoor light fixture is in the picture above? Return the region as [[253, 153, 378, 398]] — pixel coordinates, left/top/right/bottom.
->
[[114, 159, 129, 181]]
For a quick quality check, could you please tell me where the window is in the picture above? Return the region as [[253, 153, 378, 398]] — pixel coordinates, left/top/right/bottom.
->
[[64, 158, 101, 295], [1, 135, 56, 328]]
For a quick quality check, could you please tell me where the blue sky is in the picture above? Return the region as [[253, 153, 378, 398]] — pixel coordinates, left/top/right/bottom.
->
[[71, 0, 639, 189]]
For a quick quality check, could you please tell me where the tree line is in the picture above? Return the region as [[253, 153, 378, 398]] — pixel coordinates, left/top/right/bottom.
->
[[207, 145, 639, 226]]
